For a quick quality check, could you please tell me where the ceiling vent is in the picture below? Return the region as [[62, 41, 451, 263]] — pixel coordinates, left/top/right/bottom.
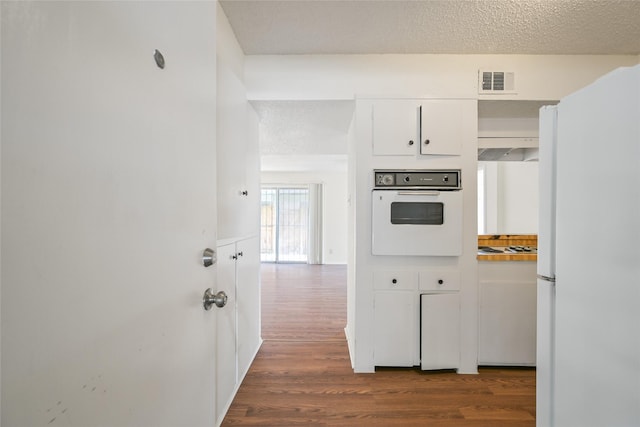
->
[[479, 70, 515, 94]]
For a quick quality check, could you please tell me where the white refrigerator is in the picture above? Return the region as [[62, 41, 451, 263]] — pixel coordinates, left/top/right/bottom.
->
[[537, 65, 640, 427]]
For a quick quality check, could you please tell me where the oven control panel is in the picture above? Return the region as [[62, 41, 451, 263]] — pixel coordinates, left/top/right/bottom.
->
[[374, 170, 461, 190]]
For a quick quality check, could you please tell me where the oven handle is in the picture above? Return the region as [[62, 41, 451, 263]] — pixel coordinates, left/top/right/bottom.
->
[[397, 191, 440, 196]]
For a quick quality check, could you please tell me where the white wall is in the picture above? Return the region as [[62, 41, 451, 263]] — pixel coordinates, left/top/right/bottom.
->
[[499, 162, 539, 233], [261, 170, 348, 264], [245, 54, 639, 100], [482, 162, 539, 234]]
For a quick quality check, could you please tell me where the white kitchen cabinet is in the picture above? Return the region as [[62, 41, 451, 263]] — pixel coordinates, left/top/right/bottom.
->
[[374, 290, 418, 367], [372, 100, 420, 156], [235, 236, 261, 379], [373, 270, 462, 369], [217, 64, 260, 240], [373, 270, 418, 291], [419, 269, 461, 291], [420, 100, 465, 156], [478, 279, 537, 365], [216, 236, 261, 417], [371, 99, 472, 156], [421, 293, 460, 370], [478, 261, 537, 366]]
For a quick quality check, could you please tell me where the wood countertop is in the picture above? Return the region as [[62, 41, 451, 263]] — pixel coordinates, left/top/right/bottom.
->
[[477, 234, 538, 262]]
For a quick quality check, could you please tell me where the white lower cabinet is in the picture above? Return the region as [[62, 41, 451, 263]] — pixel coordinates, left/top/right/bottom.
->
[[420, 293, 460, 370], [216, 236, 261, 423], [235, 237, 261, 379], [373, 269, 461, 370], [478, 261, 537, 366], [419, 269, 461, 291], [478, 279, 537, 365], [374, 290, 418, 366]]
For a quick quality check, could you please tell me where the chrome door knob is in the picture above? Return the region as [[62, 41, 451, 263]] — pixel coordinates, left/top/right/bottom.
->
[[202, 248, 216, 267], [203, 288, 227, 310]]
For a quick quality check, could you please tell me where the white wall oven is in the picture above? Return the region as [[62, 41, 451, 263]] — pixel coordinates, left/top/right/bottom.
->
[[372, 170, 463, 256]]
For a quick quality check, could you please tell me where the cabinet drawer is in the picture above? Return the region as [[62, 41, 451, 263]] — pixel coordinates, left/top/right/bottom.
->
[[419, 270, 460, 291], [374, 271, 417, 290]]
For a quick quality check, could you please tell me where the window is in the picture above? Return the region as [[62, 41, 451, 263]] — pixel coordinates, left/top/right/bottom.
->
[[260, 187, 309, 263]]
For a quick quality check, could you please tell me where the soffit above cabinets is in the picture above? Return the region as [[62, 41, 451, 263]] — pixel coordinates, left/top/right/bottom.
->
[[478, 100, 557, 161], [478, 100, 557, 119], [478, 139, 539, 162]]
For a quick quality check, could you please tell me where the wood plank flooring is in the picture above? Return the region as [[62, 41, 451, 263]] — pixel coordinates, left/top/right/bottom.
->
[[222, 263, 536, 426]]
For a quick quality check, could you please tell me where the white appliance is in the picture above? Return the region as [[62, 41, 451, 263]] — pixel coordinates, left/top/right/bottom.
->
[[537, 105, 557, 427], [371, 170, 463, 256], [537, 65, 640, 427]]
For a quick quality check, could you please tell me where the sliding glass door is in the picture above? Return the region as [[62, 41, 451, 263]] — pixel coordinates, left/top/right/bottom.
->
[[260, 187, 309, 263]]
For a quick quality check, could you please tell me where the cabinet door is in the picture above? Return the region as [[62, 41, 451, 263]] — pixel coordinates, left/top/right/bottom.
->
[[216, 243, 238, 417], [420, 100, 465, 156], [421, 293, 460, 370], [236, 236, 261, 379], [372, 100, 420, 156], [218, 65, 259, 239], [374, 291, 417, 366]]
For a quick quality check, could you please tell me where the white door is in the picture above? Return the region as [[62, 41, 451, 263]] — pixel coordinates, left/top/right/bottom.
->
[[2, 2, 219, 426]]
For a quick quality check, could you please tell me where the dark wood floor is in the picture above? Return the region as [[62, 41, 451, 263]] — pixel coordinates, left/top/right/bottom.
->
[[222, 264, 536, 426]]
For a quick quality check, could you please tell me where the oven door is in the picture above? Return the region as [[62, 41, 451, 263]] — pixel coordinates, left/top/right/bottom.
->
[[372, 189, 463, 256]]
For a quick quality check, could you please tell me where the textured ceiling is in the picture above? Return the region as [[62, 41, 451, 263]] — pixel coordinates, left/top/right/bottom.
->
[[220, 0, 640, 55], [252, 100, 354, 171], [252, 100, 354, 155], [226, 1, 640, 171]]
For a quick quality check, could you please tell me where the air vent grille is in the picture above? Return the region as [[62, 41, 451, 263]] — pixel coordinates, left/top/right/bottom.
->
[[479, 70, 515, 94]]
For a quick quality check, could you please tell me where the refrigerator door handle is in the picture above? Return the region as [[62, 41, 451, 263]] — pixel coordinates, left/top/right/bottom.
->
[[537, 274, 556, 282]]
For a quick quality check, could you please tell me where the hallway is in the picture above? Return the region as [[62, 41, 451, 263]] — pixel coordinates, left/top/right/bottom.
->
[[222, 264, 535, 426]]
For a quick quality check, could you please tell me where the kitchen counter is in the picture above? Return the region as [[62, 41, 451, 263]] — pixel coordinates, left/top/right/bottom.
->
[[477, 234, 537, 261]]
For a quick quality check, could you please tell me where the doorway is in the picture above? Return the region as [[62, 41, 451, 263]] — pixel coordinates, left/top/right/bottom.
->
[[260, 187, 310, 263]]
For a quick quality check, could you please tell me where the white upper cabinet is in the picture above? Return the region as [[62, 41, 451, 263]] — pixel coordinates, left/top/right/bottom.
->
[[372, 99, 471, 156], [372, 100, 420, 156], [217, 63, 260, 239], [420, 100, 465, 156]]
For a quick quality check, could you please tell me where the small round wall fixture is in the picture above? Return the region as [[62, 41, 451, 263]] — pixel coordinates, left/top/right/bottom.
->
[[154, 49, 165, 69]]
